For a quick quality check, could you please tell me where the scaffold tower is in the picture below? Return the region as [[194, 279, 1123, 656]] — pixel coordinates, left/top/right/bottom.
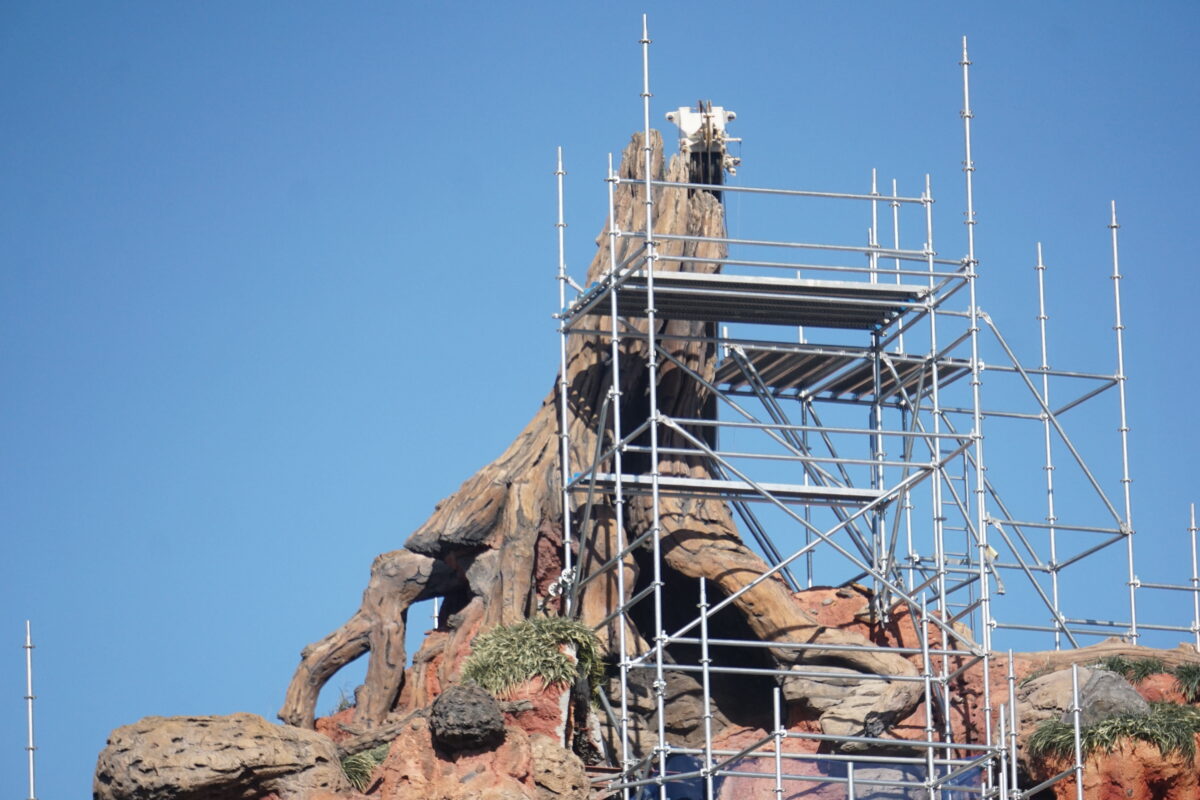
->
[[553, 20, 1198, 799]]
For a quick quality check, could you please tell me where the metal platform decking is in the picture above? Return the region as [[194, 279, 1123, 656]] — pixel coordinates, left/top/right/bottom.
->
[[716, 346, 972, 401], [569, 270, 928, 330], [575, 473, 884, 506]]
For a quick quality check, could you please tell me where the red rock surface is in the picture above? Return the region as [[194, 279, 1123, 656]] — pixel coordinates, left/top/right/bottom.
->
[[315, 708, 358, 746], [365, 716, 585, 800], [1027, 740, 1200, 800], [498, 676, 571, 742], [1136, 672, 1191, 705]]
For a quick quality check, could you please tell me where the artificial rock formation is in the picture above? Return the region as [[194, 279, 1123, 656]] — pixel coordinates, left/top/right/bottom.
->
[[93, 713, 349, 800], [278, 130, 921, 753], [93, 129, 1200, 800]]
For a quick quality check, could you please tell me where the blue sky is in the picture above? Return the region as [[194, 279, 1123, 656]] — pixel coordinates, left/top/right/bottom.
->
[[2, 2, 1198, 796]]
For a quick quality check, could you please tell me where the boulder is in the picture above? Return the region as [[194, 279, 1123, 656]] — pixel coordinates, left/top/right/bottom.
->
[[93, 712, 348, 800], [1073, 668, 1151, 727], [430, 684, 506, 752]]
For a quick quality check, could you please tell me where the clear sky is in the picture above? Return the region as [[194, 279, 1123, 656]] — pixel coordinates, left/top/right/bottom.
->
[[2, 2, 1198, 796]]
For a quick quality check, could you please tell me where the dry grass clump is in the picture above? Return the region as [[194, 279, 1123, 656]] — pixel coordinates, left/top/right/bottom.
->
[[341, 743, 390, 791], [1173, 663, 1200, 703], [1091, 655, 1166, 684], [461, 616, 603, 699], [1027, 702, 1200, 762]]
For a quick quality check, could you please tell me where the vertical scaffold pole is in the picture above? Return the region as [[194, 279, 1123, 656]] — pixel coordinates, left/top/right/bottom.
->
[[997, 704, 1009, 800], [870, 168, 880, 284], [1070, 664, 1085, 800], [772, 687, 784, 800], [699, 579, 715, 800], [870, 167, 886, 611], [1007, 651, 1020, 793], [606, 152, 633, 794], [923, 173, 953, 742], [555, 147, 575, 613], [891, 179, 904, 353], [1109, 201, 1137, 643], [638, 16, 668, 798], [1191, 504, 1199, 650], [871, 328, 886, 614], [919, 597, 937, 788], [892, 178, 915, 593], [1035, 243, 1062, 649], [960, 36, 994, 787], [25, 621, 38, 800]]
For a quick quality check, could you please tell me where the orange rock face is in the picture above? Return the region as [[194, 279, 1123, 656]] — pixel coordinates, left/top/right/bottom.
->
[[364, 716, 586, 800], [1026, 740, 1200, 800]]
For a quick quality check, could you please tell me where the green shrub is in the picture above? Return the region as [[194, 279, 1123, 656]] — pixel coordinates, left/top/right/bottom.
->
[[341, 743, 390, 792], [1027, 702, 1200, 762], [1173, 663, 1200, 703], [461, 616, 603, 699], [1091, 655, 1166, 685]]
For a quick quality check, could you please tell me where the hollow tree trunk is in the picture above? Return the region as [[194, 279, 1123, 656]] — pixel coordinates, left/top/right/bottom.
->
[[280, 131, 920, 745]]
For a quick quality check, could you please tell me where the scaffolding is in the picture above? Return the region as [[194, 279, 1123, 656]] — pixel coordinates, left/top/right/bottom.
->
[[554, 20, 1198, 799]]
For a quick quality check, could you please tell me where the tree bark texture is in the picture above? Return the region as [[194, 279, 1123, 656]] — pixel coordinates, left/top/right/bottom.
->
[[279, 131, 921, 747]]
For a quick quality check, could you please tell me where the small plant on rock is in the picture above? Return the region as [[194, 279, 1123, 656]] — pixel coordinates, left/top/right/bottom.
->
[[1092, 655, 1166, 685], [1173, 662, 1200, 703], [340, 743, 390, 792], [331, 686, 355, 714], [1028, 702, 1200, 762], [461, 616, 603, 699]]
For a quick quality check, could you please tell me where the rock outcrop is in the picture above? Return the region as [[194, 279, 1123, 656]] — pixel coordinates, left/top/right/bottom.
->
[[93, 713, 349, 800]]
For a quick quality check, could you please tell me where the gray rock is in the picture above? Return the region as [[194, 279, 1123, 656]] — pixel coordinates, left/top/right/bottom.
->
[[93, 712, 348, 800], [430, 683, 506, 751], [1069, 668, 1150, 727], [1015, 665, 1149, 748]]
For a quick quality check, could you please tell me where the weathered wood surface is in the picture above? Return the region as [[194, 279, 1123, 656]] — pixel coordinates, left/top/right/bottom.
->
[[1020, 637, 1200, 671], [279, 131, 921, 746]]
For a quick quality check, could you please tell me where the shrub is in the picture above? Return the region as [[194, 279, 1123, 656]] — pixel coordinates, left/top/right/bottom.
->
[[1091, 655, 1166, 685], [1173, 663, 1200, 704], [340, 743, 390, 791], [461, 616, 603, 699], [1027, 702, 1200, 762]]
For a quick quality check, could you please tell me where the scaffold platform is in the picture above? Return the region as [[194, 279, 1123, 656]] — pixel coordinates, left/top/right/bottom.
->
[[576, 473, 884, 506], [569, 270, 927, 329]]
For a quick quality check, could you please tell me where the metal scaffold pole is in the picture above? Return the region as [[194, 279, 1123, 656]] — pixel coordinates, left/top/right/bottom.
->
[[1035, 243, 1063, 649], [639, 17, 669, 798], [960, 39, 996, 791], [25, 621, 38, 800], [555, 146, 575, 613], [1109, 201, 1138, 643], [1192, 504, 1200, 650], [606, 150, 634, 792]]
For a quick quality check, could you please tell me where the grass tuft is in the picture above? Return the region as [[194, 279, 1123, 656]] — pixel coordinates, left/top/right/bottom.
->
[[1027, 702, 1200, 762], [332, 687, 355, 714], [1173, 663, 1200, 704], [341, 743, 390, 792], [1091, 655, 1166, 685], [461, 616, 603, 700]]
